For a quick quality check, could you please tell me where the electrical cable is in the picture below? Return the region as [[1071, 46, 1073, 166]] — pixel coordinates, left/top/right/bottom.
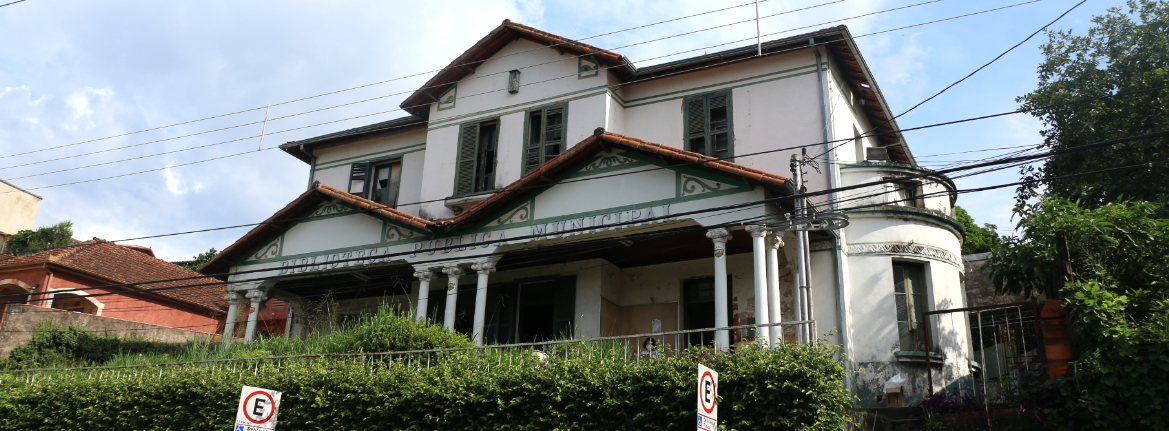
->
[[0, 0, 839, 160], [4, 128, 1166, 305], [0, 0, 940, 173]]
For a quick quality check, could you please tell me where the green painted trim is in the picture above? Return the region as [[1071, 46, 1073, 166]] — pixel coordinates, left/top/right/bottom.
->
[[894, 350, 945, 362], [578, 56, 600, 80], [428, 87, 609, 130], [277, 233, 285, 257], [621, 63, 817, 105], [846, 241, 964, 270], [557, 151, 654, 180], [436, 84, 457, 111], [314, 143, 426, 171], [625, 69, 817, 109], [242, 241, 399, 265], [845, 206, 965, 238]]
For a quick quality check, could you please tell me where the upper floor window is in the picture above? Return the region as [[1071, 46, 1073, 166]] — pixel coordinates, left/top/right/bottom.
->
[[455, 119, 500, 196], [523, 104, 566, 175], [347, 159, 403, 208], [891, 180, 923, 208], [683, 91, 733, 159]]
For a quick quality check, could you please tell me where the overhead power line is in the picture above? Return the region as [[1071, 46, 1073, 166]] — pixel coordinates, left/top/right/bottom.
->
[[5, 127, 1166, 304], [0, 0, 837, 160], [2, 0, 1069, 191]]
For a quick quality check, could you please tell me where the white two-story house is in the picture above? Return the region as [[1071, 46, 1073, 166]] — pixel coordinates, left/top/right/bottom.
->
[[202, 21, 973, 406]]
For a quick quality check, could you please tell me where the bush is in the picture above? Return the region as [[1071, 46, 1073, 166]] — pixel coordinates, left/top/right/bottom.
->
[[0, 343, 850, 430], [2, 323, 186, 369]]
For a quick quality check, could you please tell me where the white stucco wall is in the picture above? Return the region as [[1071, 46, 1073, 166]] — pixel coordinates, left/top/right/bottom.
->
[[0, 180, 41, 236]]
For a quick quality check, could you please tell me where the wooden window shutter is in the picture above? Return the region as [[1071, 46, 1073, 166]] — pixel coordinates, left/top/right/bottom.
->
[[683, 91, 733, 158], [348, 162, 371, 198], [455, 123, 480, 196], [522, 103, 567, 176]]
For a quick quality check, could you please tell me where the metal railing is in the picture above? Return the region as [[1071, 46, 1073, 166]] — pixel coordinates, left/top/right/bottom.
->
[[0, 320, 816, 382]]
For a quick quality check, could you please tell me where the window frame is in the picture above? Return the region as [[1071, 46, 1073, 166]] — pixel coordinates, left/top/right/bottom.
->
[[682, 90, 735, 160], [347, 156, 405, 208], [521, 103, 568, 176], [892, 261, 935, 351], [453, 118, 502, 197]]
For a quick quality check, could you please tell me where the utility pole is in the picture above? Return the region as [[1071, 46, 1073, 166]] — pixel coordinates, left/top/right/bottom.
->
[[790, 148, 820, 342]]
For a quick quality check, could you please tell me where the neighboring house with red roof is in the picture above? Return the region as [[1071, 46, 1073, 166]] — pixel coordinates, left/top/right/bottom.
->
[[0, 239, 227, 334], [202, 21, 971, 406]]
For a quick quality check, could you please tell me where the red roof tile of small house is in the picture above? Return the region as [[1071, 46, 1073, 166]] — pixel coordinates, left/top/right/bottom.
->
[[0, 239, 227, 311]]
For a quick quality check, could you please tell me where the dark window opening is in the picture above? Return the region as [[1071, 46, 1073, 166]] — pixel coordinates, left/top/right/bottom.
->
[[426, 276, 575, 345], [682, 276, 733, 348], [370, 161, 403, 208]]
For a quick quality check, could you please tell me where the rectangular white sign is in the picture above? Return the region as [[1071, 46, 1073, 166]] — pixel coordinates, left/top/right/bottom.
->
[[235, 385, 282, 431], [697, 364, 718, 431]]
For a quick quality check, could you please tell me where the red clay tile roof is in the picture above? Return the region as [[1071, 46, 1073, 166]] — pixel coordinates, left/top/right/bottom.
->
[[200, 183, 438, 274], [399, 20, 631, 117], [0, 239, 227, 311], [441, 129, 792, 230]]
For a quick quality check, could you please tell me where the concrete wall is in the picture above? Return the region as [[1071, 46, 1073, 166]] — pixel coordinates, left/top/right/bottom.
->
[[0, 304, 218, 358], [0, 180, 41, 238]]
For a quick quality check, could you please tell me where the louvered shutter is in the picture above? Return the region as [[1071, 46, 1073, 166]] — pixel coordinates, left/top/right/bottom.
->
[[686, 97, 707, 141], [522, 111, 542, 175], [455, 123, 480, 196], [348, 162, 371, 197]]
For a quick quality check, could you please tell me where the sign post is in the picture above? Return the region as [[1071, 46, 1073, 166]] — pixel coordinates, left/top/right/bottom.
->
[[235, 385, 282, 431], [697, 364, 718, 431]]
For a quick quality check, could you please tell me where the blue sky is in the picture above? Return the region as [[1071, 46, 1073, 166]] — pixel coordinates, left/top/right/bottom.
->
[[0, 0, 1121, 261]]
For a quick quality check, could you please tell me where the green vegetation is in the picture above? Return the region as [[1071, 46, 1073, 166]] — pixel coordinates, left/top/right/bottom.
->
[[1015, 0, 1169, 207], [4, 221, 74, 256], [2, 308, 472, 369], [181, 247, 219, 272], [0, 308, 852, 430], [954, 206, 1001, 255]]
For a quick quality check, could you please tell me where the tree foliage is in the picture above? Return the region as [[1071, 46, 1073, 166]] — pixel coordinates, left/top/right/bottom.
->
[[1015, 0, 1169, 207], [4, 221, 74, 256], [988, 198, 1168, 302], [954, 206, 1001, 255], [181, 247, 218, 272]]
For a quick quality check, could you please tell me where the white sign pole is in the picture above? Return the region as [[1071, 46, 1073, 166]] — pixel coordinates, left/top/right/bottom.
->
[[235, 385, 282, 431], [697, 364, 718, 431]]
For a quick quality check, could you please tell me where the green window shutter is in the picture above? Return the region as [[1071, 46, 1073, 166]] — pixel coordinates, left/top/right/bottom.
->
[[522, 104, 568, 176], [684, 96, 708, 155], [683, 91, 733, 158], [455, 123, 480, 196], [348, 162, 371, 198], [552, 275, 576, 339]]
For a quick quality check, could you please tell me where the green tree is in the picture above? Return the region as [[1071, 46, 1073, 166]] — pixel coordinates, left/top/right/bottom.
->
[[182, 248, 218, 272], [954, 206, 1000, 255], [4, 221, 75, 256], [1015, 0, 1169, 207]]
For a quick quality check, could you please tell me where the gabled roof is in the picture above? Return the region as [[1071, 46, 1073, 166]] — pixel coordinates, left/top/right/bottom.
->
[[286, 24, 912, 166], [443, 129, 793, 230], [0, 239, 227, 311], [399, 19, 634, 117], [200, 182, 436, 274], [0, 178, 42, 200]]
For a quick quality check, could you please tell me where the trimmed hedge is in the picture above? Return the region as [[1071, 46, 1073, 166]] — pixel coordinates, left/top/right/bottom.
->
[[0, 343, 850, 430]]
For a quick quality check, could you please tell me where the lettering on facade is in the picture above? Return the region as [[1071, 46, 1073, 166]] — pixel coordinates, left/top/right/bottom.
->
[[408, 204, 673, 256], [277, 246, 393, 275]]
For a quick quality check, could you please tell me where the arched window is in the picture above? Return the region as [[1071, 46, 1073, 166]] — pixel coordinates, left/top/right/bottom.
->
[[51, 293, 99, 315]]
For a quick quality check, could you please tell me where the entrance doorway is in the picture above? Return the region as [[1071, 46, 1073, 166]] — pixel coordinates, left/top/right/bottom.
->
[[682, 276, 732, 348], [427, 276, 576, 344]]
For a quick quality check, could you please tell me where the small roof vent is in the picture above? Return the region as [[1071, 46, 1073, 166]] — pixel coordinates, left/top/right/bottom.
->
[[866, 147, 890, 162]]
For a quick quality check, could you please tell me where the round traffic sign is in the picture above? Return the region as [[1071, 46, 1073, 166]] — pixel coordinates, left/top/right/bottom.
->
[[699, 371, 717, 414], [243, 390, 277, 424]]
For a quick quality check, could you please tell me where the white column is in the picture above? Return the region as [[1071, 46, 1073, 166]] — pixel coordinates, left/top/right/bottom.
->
[[414, 270, 434, 323], [471, 261, 496, 347], [441, 264, 463, 332], [243, 289, 266, 344], [706, 228, 731, 350], [745, 225, 771, 345], [222, 292, 242, 344], [767, 233, 785, 346]]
